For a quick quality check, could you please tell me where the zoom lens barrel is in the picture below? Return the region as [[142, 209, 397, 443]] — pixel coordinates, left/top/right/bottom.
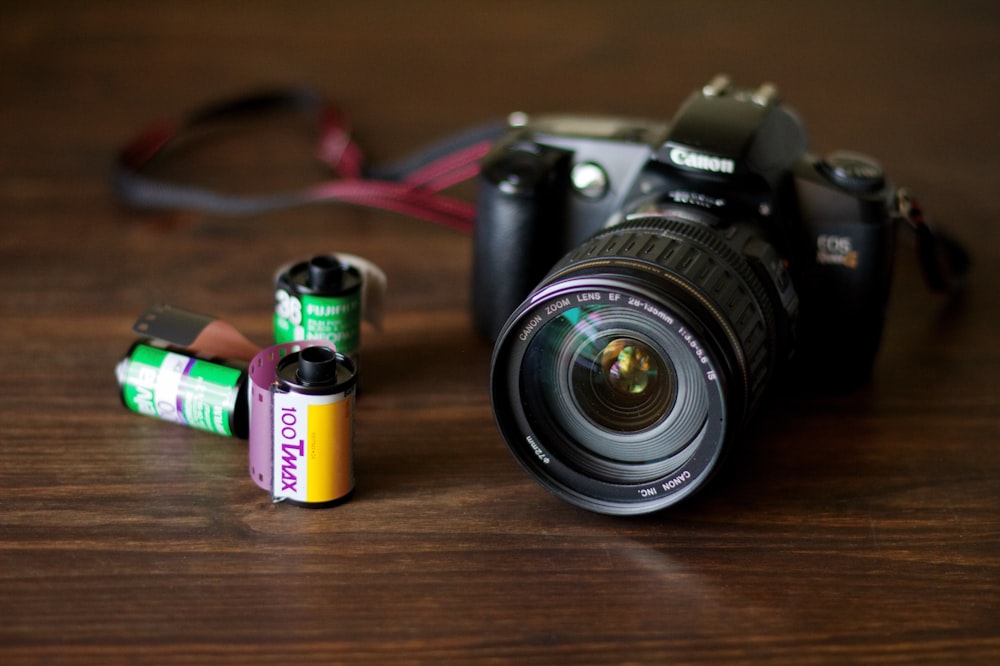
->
[[490, 217, 781, 514]]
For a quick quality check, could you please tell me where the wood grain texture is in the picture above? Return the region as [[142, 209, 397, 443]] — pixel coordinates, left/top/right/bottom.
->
[[1, 1, 997, 663]]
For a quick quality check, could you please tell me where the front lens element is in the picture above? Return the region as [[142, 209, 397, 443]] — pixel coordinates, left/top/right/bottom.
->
[[520, 301, 712, 482], [583, 337, 674, 432], [602, 339, 656, 395]]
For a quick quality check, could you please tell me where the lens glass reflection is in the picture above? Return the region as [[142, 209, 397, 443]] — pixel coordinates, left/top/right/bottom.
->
[[573, 337, 675, 433], [603, 339, 655, 395], [519, 300, 711, 483]]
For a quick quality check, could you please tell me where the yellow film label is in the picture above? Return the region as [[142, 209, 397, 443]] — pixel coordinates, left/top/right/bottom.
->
[[271, 387, 354, 504]]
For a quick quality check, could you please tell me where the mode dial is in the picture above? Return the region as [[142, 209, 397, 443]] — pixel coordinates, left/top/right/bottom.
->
[[817, 151, 885, 193]]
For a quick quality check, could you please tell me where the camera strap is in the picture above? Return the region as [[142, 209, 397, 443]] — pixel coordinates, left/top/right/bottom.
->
[[114, 88, 505, 233], [115, 89, 971, 293], [894, 188, 971, 293]]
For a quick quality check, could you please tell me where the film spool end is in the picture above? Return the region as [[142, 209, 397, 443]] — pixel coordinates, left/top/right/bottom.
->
[[308, 255, 344, 291], [296, 345, 338, 385]]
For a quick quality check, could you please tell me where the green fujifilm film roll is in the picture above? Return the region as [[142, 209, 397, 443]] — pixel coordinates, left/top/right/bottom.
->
[[116, 340, 249, 438], [274, 255, 362, 362]]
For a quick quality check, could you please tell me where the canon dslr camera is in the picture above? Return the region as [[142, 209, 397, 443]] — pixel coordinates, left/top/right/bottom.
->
[[473, 75, 962, 515]]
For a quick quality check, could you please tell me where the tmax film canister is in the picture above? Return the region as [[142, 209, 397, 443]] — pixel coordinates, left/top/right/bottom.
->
[[248, 342, 357, 507]]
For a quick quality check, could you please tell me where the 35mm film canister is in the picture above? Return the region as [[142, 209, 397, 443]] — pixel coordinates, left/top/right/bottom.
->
[[274, 256, 362, 363], [248, 342, 357, 507], [116, 340, 249, 438]]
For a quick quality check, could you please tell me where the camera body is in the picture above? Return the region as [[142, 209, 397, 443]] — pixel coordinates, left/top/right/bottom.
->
[[474, 76, 897, 386], [475, 76, 901, 514]]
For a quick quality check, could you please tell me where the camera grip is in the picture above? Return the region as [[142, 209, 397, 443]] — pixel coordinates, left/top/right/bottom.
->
[[472, 148, 568, 340]]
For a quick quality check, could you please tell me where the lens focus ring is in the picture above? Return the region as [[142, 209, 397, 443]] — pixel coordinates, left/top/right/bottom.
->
[[552, 217, 775, 416]]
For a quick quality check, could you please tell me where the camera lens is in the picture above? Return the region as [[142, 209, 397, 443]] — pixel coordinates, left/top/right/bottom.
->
[[519, 299, 718, 484], [586, 337, 674, 432], [491, 217, 782, 514]]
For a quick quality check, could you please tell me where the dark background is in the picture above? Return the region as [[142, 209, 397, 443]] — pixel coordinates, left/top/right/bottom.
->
[[1, 1, 997, 663]]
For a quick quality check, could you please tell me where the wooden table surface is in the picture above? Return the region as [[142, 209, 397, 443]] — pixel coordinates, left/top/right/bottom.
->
[[1, 1, 997, 663]]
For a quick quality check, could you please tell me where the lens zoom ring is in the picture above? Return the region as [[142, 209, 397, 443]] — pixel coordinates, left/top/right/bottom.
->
[[561, 217, 774, 411]]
